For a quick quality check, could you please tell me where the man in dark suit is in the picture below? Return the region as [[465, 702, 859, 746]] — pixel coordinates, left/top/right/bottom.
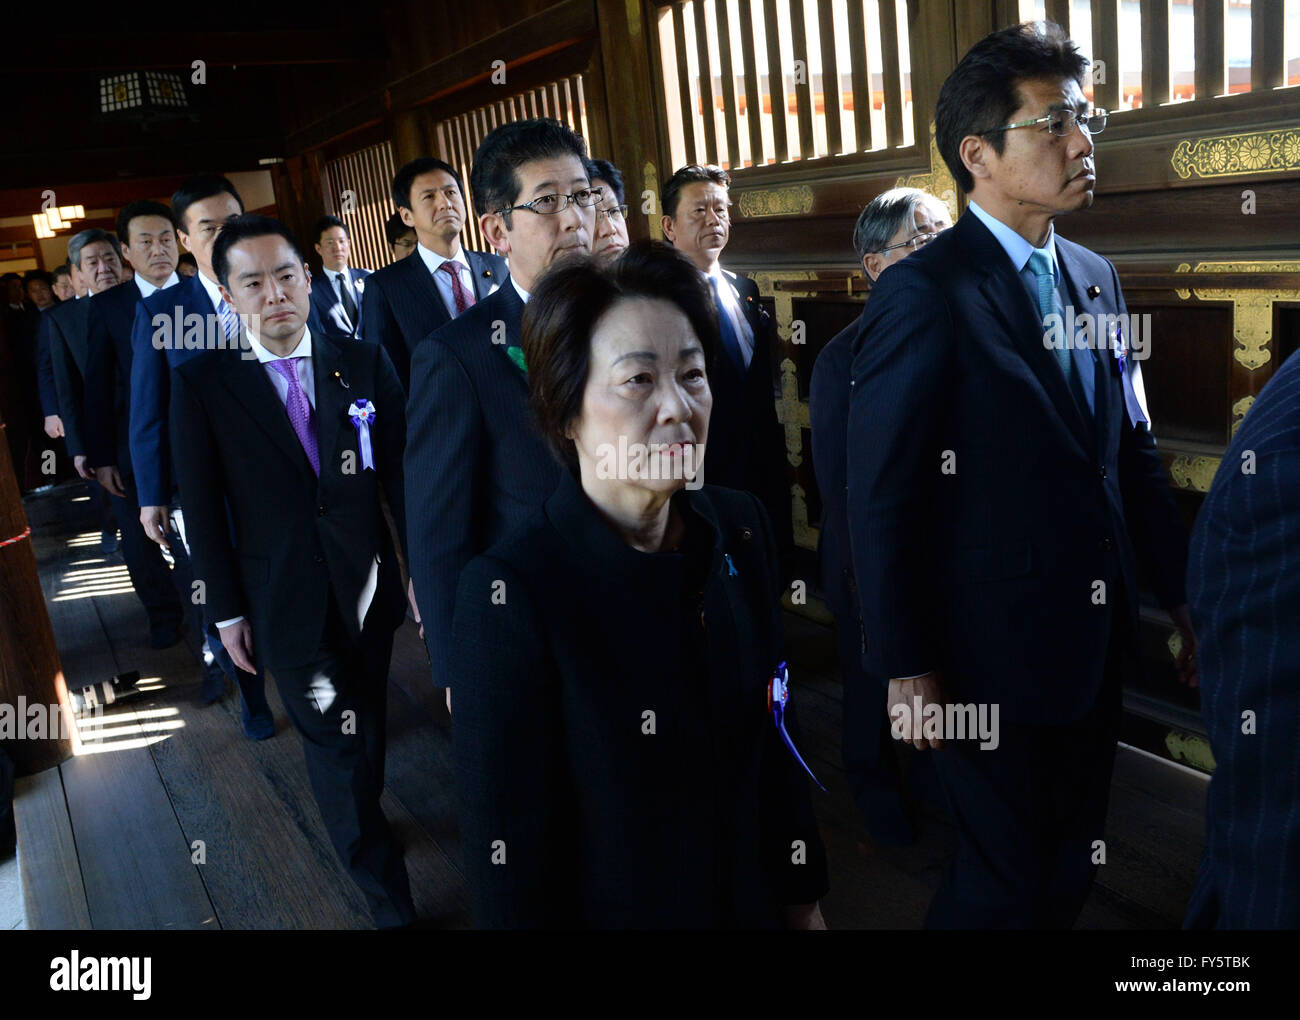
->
[[126, 175, 274, 726], [406, 118, 598, 708], [81, 206, 188, 649], [309, 215, 372, 340], [1184, 351, 1300, 929], [811, 187, 951, 846], [660, 164, 793, 569], [848, 22, 1195, 928], [170, 214, 414, 928], [45, 229, 181, 645], [361, 157, 507, 390]]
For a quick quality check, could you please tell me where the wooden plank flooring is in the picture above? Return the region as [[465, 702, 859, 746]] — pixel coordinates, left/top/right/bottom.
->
[[11, 482, 1207, 929]]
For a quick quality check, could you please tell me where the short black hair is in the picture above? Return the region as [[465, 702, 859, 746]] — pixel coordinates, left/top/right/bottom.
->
[[51, 263, 72, 281], [936, 20, 1089, 193], [314, 214, 348, 243], [23, 269, 53, 285], [587, 159, 625, 205], [391, 157, 464, 211], [171, 174, 244, 234], [384, 211, 414, 247], [661, 164, 730, 219], [177, 253, 197, 269], [211, 214, 305, 291], [470, 118, 590, 222], [116, 200, 174, 245], [523, 240, 720, 473]]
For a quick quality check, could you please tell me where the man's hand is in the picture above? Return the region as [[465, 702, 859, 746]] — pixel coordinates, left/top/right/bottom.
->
[[1170, 603, 1198, 689], [94, 464, 126, 498], [220, 621, 257, 675], [73, 454, 93, 481], [44, 415, 64, 439], [888, 671, 948, 750], [140, 506, 171, 550], [785, 902, 827, 930]]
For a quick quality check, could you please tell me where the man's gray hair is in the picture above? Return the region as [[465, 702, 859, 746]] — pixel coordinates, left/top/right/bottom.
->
[[67, 228, 121, 270], [852, 187, 937, 261]]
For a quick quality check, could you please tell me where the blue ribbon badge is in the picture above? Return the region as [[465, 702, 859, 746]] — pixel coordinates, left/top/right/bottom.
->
[[1110, 320, 1150, 429], [347, 399, 377, 471], [768, 662, 826, 792]]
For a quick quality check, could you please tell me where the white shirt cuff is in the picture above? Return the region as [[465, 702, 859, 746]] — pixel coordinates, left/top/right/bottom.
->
[[215, 616, 245, 628]]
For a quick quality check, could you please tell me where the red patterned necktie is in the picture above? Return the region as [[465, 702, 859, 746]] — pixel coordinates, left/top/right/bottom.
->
[[439, 260, 474, 315]]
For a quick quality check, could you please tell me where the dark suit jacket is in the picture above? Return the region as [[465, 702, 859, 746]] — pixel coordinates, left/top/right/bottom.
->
[[362, 246, 507, 390], [810, 315, 859, 623], [36, 311, 59, 418], [452, 469, 829, 928], [706, 270, 794, 566], [45, 297, 93, 459], [128, 273, 326, 508], [169, 332, 408, 670], [848, 210, 1187, 725], [404, 278, 561, 687], [309, 265, 372, 340], [1184, 349, 1300, 929], [83, 279, 145, 471]]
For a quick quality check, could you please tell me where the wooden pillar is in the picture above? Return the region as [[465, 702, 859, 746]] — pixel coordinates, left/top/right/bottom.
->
[[594, 0, 665, 243], [0, 415, 72, 775]]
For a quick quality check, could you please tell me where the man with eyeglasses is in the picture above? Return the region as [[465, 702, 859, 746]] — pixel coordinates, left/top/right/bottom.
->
[[588, 159, 630, 261], [661, 163, 793, 574], [847, 21, 1192, 929], [405, 117, 596, 712], [362, 158, 506, 390], [811, 187, 951, 849], [384, 212, 417, 262]]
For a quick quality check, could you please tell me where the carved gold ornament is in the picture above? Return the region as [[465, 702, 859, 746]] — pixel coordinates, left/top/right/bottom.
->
[[735, 185, 814, 218], [1174, 261, 1300, 370], [1171, 127, 1300, 179]]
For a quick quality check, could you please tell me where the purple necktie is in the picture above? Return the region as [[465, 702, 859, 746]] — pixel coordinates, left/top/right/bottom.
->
[[267, 357, 320, 476]]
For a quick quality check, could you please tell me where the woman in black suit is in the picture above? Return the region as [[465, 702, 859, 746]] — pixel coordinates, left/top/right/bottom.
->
[[451, 241, 828, 928]]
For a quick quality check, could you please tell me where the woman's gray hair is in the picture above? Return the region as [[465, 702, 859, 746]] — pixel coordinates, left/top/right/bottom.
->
[[852, 187, 931, 260]]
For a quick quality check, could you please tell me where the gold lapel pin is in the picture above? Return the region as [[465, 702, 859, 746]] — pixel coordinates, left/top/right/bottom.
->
[[1086, 285, 1101, 299]]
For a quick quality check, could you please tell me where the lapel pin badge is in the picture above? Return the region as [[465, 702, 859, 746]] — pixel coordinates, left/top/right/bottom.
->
[[333, 370, 350, 389], [1086, 284, 1101, 299]]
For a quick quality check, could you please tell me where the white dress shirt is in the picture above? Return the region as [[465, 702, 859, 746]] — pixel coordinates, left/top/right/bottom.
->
[[417, 243, 477, 315], [216, 327, 315, 629], [195, 269, 226, 316], [322, 267, 358, 327], [135, 271, 180, 300]]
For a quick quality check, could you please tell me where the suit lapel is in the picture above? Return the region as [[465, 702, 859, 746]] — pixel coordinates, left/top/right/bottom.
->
[[312, 335, 350, 478], [402, 251, 452, 323], [468, 250, 501, 301], [1057, 241, 1116, 455], [962, 215, 1092, 457], [219, 347, 317, 484]]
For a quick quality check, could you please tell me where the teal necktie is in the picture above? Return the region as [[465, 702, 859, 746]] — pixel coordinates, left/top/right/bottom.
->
[[1027, 249, 1075, 387]]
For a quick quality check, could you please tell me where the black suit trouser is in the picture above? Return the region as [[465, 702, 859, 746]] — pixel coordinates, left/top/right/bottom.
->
[[268, 596, 414, 929], [924, 613, 1129, 930], [109, 471, 183, 632]]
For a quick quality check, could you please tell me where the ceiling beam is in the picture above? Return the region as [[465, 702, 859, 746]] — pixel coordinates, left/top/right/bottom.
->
[[5, 31, 385, 72]]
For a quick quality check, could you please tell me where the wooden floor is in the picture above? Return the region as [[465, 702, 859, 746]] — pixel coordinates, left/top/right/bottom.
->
[[12, 482, 1208, 929]]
